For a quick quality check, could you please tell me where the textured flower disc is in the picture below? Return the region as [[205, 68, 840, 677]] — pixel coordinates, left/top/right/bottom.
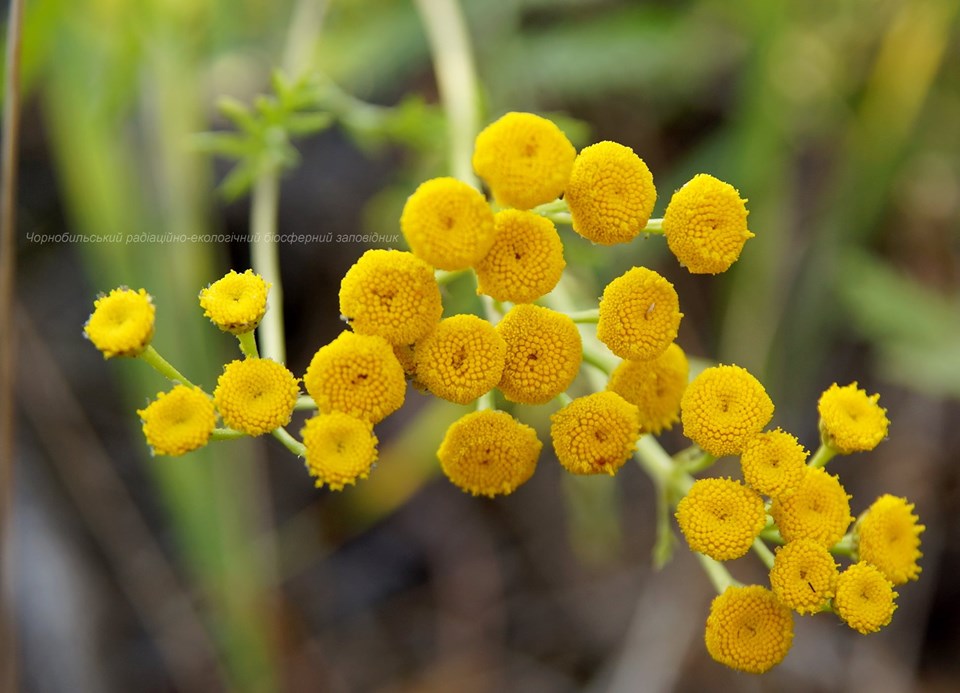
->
[[137, 385, 216, 457], [675, 477, 767, 561], [855, 494, 924, 584], [769, 539, 839, 615], [705, 585, 794, 674], [213, 358, 300, 436], [606, 342, 689, 434], [834, 562, 898, 634], [550, 391, 641, 476], [199, 269, 271, 335], [769, 467, 852, 548], [301, 412, 379, 491], [817, 382, 889, 454], [84, 287, 156, 358], [740, 428, 808, 499], [414, 314, 506, 405], [597, 266, 682, 361]]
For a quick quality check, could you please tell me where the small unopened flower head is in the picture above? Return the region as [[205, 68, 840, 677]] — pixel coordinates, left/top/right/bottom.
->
[[740, 429, 808, 499], [550, 392, 641, 476], [199, 269, 270, 335], [472, 112, 576, 210], [675, 478, 766, 561], [438, 410, 542, 498], [597, 267, 682, 361], [680, 365, 774, 458], [474, 209, 566, 303], [137, 385, 216, 457], [301, 412, 378, 491], [662, 174, 753, 274], [213, 358, 299, 436], [496, 304, 582, 405], [705, 585, 794, 674], [399, 177, 496, 271], [84, 287, 155, 358], [415, 315, 506, 405], [834, 562, 898, 634], [606, 342, 689, 435], [855, 494, 924, 585], [770, 467, 852, 548], [818, 382, 889, 454], [769, 539, 839, 615], [565, 141, 656, 245], [303, 331, 406, 424]]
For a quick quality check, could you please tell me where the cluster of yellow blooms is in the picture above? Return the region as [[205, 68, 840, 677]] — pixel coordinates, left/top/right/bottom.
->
[[84, 112, 924, 674]]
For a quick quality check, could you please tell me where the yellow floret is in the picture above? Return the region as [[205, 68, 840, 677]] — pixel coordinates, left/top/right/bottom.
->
[[769, 539, 839, 615], [662, 174, 753, 274], [399, 177, 496, 271], [472, 112, 576, 210], [415, 314, 506, 405], [303, 331, 406, 424], [565, 141, 657, 245], [769, 467, 852, 548], [740, 429, 808, 499], [855, 494, 924, 585], [496, 304, 582, 405], [199, 269, 271, 335], [438, 410, 542, 497], [550, 392, 641, 476], [675, 478, 766, 561], [339, 249, 443, 345], [680, 364, 774, 458], [213, 358, 300, 436], [474, 209, 566, 303], [597, 267, 682, 361], [818, 382, 889, 454], [137, 385, 216, 457], [84, 287, 155, 358], [606, 342, 689, 434], [834, 562, 898, 634], [301, 412, 378, 491], [705, 585, 794, 674]]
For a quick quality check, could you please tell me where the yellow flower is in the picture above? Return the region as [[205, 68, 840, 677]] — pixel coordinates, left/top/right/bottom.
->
[[213, 358, 300, 436], [84, 287, 155, 358], [301, 412, 378, 491], [606, 342, 689, 434], [705, 585, 793, 674], [415, 314, 506, 405], [438, 410, 542, 497], [474, 209, 566, 303], [675, 478, 766, 561], [303, 331, 406, 424], [740, 429, 808, 499], [770, 467, 852, 548], [834, 562, 898, 634], [855, 494, 924, 585], [564, 141, 657, 245], [137, 385, 216, 456], [597, 267, 682, 361], [496, 304, 582, 405], [339, 249, 443, 345], [399, 177, 496, 271], [472, 111, 576, 210], [818, 382, 889, 454], [199, 269, 270, 335], [662, 174, 753, 274], [680, 364, 774, 458], [550, 392, 641, 476], [769, 539, 839, 615]]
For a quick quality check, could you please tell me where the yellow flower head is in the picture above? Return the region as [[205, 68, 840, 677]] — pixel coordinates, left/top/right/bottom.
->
[[301, 412, 378, 491], [199, 269, 271, 335], [474, 209, 566, 303], [414, 314, 506, 405], [770, 467, 852, 548], [769, 539, 839, 615], [597, 267, 682, 361], [84, 287, 155, 358], [496, 304, 582, 405], [438, 410, 542, 498], [855, 494, 924, 585], [550, 392, 641, 476], [472, 111, 576, 210], [399, 177, 496, 271], [303, 331, 406, 424], [662, 174, 753, 274], [606, 342, 689, 435], [137, 385, 216, 457], [564, 141, 657, 245], [675, 477, 766, 561], [705, 585, 794, 674], [213, 358, 300, 436], [339, 249, 443, 345], [834, 562, 898, 634], [818, 382, 889, 454], [680, 364, 774, 458], [740, 429, 808, 499]]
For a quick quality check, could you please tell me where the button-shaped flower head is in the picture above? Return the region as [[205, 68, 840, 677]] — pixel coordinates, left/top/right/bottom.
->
[[414, 314, 506, 405], [84, 287, 155, 358], [818, 382, 889, 454], [770, 467, 852, 548], [769, 539, 839, 615], [213, 358, 300, 436], [606, 342, 689, 435], [740, 429, 808, 499], [472, 112, 576, 210], [675, 477, 766, 561], [855, 494, 924, 585], [301, 412, 379, 491], [199, 269, 271, 335], [705, 585, 794, 674], [550, 392, 641, 476], [597, 267, 682, 361], [137, 385, 216, 457], [834, 562, 898, 634]]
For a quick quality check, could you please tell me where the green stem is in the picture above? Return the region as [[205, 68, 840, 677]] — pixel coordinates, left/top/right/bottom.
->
[[830, 533, 857, 558], [435, 269, 467, 286], [759, 525, 785, 545], [138, 345, 196, 388], [752, 537, 776, 569], [476, 390, 496, 411], [566, 309, 599, 324], [294, 395, 317, 411], [272, 426, 305, 457], [580, 345, 616, 376], [555, 391, 573, 408], [236, 331, 260, 359], [251, 171, 286, 364], [644, 218, 664, 234], [652, 479, 677, 569], [697, 553, 741, 593], [544, 211, 571, 225], [808, 442, 837, 469], [678, 448, 716, 474], [211, 428, 248, 441]]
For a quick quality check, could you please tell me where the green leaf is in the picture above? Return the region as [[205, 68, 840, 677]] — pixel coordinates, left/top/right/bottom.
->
[[284, 111, 334, 136], [188, 131, 256, 159]]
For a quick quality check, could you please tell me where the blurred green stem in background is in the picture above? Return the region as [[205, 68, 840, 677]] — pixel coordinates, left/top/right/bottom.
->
[[251, 171, 285, 364]]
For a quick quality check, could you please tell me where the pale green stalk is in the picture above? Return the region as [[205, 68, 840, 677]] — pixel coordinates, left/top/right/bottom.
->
[[272, 427, 306, 457], [138, 345, 197, 388], [251, 172, 285, 364], [808, 442, 837, 469], [237, 331, 260, 359]]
